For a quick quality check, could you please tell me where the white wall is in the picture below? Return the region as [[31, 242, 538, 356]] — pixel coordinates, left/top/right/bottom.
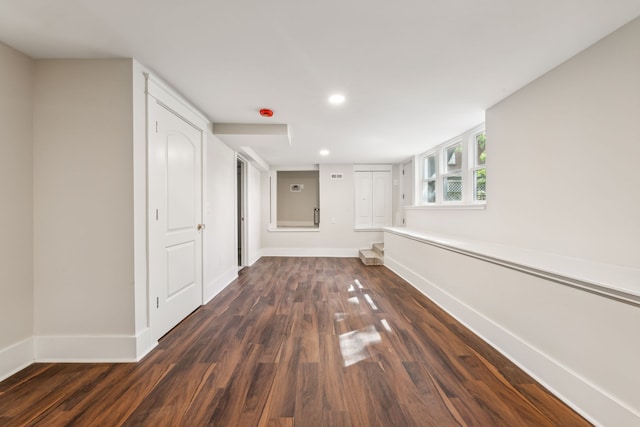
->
[[204, 134, 238, 301], [131, 61, 154, 357], [0, 42, 35, 376], [406, 17, 640, 269], [247, 162, 262, 265], [391, 164, 399, 226], [33, 59, 136, 358], [261, 164, 384, 255], [393, 17, 640, 425]]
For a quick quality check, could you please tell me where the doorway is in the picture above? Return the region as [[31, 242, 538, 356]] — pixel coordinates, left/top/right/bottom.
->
[[237, 156, 247, 268]]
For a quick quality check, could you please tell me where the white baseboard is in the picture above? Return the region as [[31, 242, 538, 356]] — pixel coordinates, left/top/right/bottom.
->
[[135, 328, 157, 361], [384, 255, 640, 427], [0, 337, 34, 382], [1, 333, 157, 380], [260, 247, 359, 257], [248, 251, 262, 266], [34, 335, 140, 362], [204, 266, 239, 304]]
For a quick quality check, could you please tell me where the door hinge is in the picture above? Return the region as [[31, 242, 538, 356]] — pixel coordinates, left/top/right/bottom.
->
[[155, 209, 159, 221], [155, 121, 158, 133], [402, 194, 405, 200], [402, 169, 405, 175], [156, 297, 159, 309], [402, 218, 405, 225]]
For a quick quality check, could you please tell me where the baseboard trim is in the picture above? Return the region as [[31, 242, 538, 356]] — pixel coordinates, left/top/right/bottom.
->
[[135, 328, 157, 361], [260, 247, 359, 258], [0, 337, 34, 382], [204, 266, 238, 304], [248, 251, 262, 266], [34, 335, 139, 362], [384, 255, 640, 427]]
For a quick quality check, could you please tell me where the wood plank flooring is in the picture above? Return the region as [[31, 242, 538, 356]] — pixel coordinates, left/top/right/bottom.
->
[[0, 257, 591, 426]]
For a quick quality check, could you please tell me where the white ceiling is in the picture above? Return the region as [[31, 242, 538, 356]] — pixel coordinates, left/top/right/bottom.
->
[[1, 1, 639, 166]]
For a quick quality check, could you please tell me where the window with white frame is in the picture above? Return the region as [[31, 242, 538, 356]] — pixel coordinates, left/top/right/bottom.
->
[[419, 125, 486, 206], [472, 131, 486, 201], [443, 140, 463, 201], [422, 154, 437, 203]]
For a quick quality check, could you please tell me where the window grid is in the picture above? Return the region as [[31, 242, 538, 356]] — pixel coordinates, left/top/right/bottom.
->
[[471, 131, 486, 202], [418, 125, 486, 206], [441, 140, 464, 203], [422, 154, 437, 203]]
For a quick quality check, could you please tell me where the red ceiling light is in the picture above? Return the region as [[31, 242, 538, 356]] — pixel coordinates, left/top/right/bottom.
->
[[259, 108, 274, 117]]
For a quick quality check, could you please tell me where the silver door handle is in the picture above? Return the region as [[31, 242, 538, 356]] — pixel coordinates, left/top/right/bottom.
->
[[197, 224, 206, 231]]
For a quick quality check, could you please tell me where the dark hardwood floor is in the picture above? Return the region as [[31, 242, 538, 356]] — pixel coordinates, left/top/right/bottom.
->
[[0, 257, 591, 426]]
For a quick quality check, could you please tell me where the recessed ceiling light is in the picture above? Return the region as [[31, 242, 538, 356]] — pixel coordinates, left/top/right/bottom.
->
[[328, 94, 345, 105], [319, 149, 330, 156]]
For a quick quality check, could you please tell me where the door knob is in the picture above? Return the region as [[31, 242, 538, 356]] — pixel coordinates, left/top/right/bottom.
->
[[197, 224, 206, 231]]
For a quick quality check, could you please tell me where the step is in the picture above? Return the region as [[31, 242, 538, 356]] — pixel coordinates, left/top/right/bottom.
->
[[372, 242, 384, 257], [359, 249, 384, 266]]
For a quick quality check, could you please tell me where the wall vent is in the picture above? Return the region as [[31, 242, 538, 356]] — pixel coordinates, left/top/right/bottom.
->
[[330, 173, 344, 180]]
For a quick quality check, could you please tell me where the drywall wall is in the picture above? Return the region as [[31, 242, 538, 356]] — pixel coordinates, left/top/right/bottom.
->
[[204, 134, 238, 300], [33, 59, 136, 356], [247, 161, 262, 265], [395, 17, 640, 425], [0, 42, 35, 377], [406, 16, 640, 269], [261, 164, 384, 255]]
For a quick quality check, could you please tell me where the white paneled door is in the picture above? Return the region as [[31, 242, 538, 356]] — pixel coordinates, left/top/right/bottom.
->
[[354, 169, 391, 229], [149, 101, 203, 340], [354, 171, 373, 229], [372, 171, 391, 228]]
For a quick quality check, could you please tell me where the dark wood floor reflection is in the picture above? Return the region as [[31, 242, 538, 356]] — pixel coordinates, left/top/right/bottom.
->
[[0, 257, 591, 426]]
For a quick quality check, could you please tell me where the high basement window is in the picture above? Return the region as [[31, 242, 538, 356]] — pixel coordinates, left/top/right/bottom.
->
[[419, 124, 486, 206]]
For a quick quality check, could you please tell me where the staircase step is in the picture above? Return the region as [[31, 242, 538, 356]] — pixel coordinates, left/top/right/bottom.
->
[[373, 242, 384, 256], [359, 249, 384, 266]]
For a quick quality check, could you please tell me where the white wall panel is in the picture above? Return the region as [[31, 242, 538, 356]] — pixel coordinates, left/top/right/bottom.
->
[[203, 135, 238, 301], [33, 59, 135, 338], [0, 42, 34, 379]]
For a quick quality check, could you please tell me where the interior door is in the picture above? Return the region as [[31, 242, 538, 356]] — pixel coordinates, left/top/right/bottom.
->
[[372, 171, 391, 228], [354, 171, 373, 228], [149, 101, 203, 340]]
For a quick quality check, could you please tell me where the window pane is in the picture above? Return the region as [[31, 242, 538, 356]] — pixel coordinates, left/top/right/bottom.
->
[[476, 133, 486, 166], [423, 155, 436, 180], [445, 143, 462, 173], [427, 155, 436, 179], [427, 180, 436, 203], [421, 180, 436, 203], [443, 175, 462, 201], [474, 168, 486, 201]]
